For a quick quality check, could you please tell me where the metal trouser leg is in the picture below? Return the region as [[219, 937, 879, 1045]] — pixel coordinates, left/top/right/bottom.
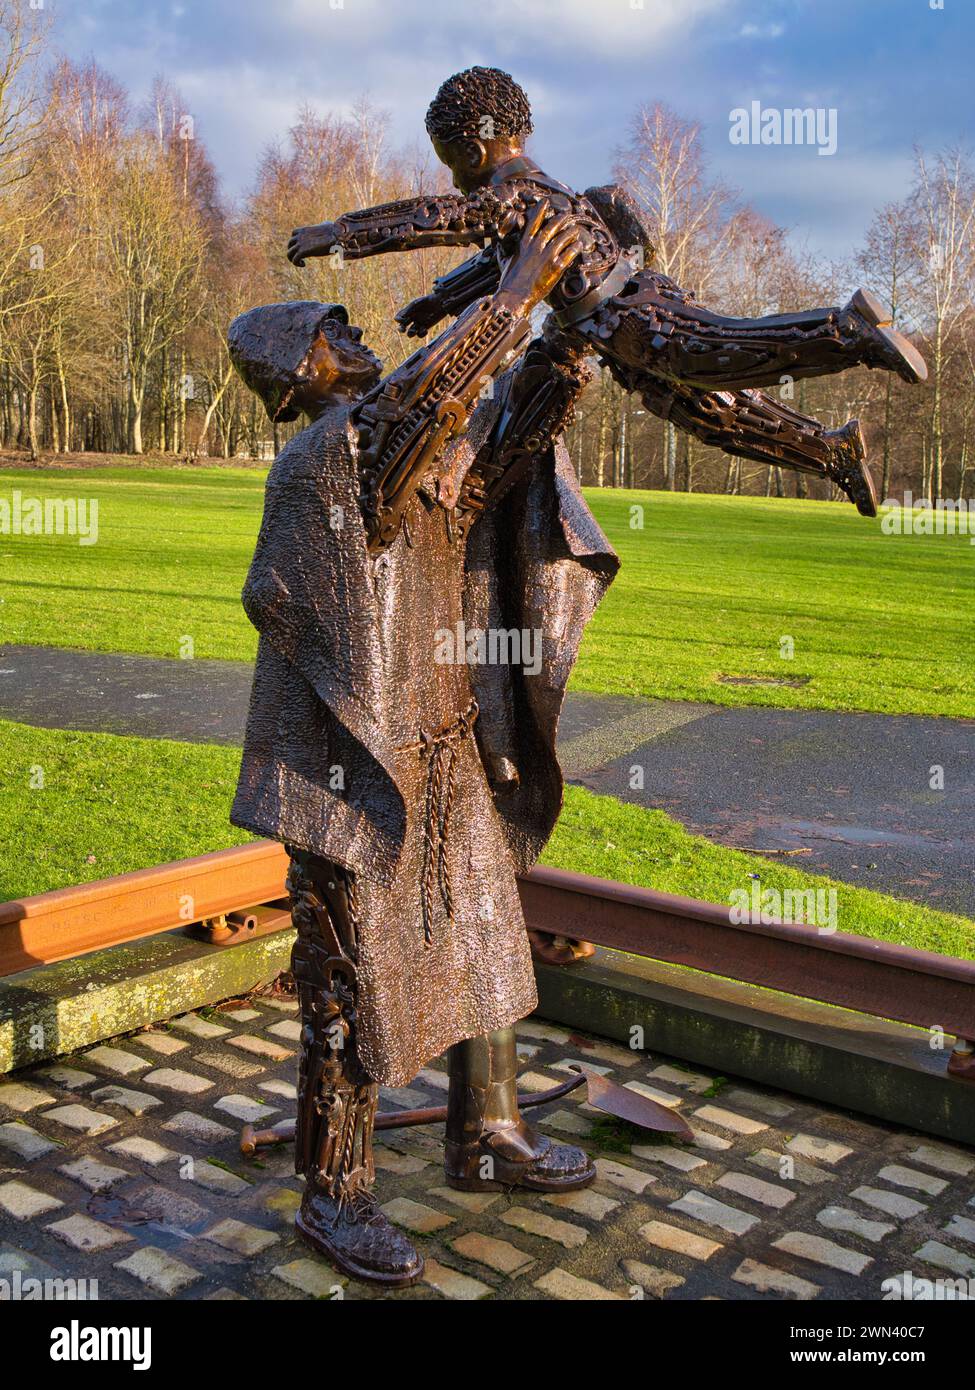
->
[[286, 849, 377, 1201], [586, 273, 873, 391], [639, 377, 837, 477]]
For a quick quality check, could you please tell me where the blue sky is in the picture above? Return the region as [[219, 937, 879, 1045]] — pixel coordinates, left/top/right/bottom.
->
[[50, 0, 973, 260]]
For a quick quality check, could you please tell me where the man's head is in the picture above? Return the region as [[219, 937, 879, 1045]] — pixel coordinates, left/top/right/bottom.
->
[[425, 66, 533, 193], [228, 301, 382, 422]]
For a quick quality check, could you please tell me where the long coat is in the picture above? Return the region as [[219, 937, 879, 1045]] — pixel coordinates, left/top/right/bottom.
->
[[232, 392, 617, 1085]]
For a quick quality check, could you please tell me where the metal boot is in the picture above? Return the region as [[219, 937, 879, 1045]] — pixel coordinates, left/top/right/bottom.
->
[[288, 853, 423, 1288], [824, 418, 879, 516], [444, 1026, 596, 1192]]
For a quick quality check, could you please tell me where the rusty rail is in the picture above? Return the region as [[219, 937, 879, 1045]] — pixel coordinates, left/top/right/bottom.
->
[[2, 842, 974, 1054]]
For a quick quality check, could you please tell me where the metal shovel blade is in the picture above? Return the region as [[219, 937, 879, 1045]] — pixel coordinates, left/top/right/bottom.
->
[[573, 1065, 695, 1141]]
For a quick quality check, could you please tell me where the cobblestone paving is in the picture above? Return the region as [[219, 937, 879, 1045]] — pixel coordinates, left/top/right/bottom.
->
[[1, 996, 974, 1301]]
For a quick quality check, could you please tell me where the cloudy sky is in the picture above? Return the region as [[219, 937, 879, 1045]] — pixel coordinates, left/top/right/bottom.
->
[[50, 0, 973, 260]]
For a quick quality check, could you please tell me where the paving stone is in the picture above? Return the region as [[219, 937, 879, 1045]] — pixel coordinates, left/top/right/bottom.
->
[[206, 1287, 248, 1300], [501, 1207, 587, 1249], [39, 1065, 96, 1089], [44, 1104, 118, 1136], [620, 1258, 685, 1298], [204, 1218, 279, 1256], [168, 1013, 231, 1040], [693, 1104, 767, 1135], [379, 1085, 428, 1108], [632, 1144, 708, 1173], [196, 1050, 263, 1080], [595, 1158, 655, 1194], [877, 1164, 948, 1196], [115, 1246, 202, 1295], [416, 1067, 450, 1091], [374, 1148, 429, 1175], [46, 1212, 133, 1252], [515, 1043, 541, 1060], [261, 997, 298, 1012], [516, 1020, 570, 1044], [732, 1258, 820, 1299], [189, 1161, 252, 1196], [107, 1136, 176, 1166], [58, 1156, 132, 1193], [649, 1064, 712, 1093], [538, 1108, 592, 1137], [213, 1095, 277, 1123], [722, 1088, 795, 1119], [264, 1188, 302, 1222], [422, 1258, 491, 1300], [136, 1033, 188, 1056], [271, 1258, 346, 1298], [542, 1188, 620, 1220], [506, 1071, 556, 1094], [223, 1009, 262, 1023], [266, 1019, 301, 1043], [0, 1246, 58, 1280], [816, 1206, 894, 1242], [142, 1068, 213, 1095], [427, 1186, 498, 1214], [850, 1186, 928, 1220], [91, 1085, 162, 1115], [534, 1268, 621, 1300], [913, 1240, 975, 1277], [907, 1144, 975, 1178], [785, 1134, 853, 1165], [227, 1034, 292, 1062], [450, 1231, 534, 1275], [944, 1215, 975, 1246], [772, 1232, 872, 1275], [623, 1080, 683, 1109], [0, 1082, 56, 1113], [717, 1171, 796, 1209], [688, 1126, 733, 1152], [122, 1180, 210, 1229], [162, 1111, 234, 1144], [83, 1045, 151, 1076], [639, 1219, 722, 1261], [258, 1079, 297, 1099], [552, 1058, 613, 1078], [669, 1189, 759, 1236], [0, 1180, 62, 1220], [748, 1147, 831, 1186], [0, 1121, 57, 1159], [381, 1197, 453, 1234], [564, 1037, 639, 1068]]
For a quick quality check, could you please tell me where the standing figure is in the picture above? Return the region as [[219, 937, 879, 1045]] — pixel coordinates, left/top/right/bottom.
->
[[288, 66, 928, 517], [229, 209, 618, 1287]]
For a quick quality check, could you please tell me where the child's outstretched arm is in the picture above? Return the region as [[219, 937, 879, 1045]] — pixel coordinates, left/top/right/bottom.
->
[[287, 192, 490, 267]]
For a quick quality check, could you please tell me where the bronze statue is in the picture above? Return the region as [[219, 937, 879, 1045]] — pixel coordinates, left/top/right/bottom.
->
[[230, 209, 616, 1286], [289, 66, 928, 519]]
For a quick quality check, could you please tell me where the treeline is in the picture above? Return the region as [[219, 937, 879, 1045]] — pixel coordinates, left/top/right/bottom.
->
[[1, 5, 972, 501]]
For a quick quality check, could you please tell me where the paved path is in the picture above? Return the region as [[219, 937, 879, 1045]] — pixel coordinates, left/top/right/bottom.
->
[[2, 644, 972, 917], [1, 996, 973, 1301]]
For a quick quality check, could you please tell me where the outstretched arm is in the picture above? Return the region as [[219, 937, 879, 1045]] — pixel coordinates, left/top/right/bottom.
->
[[287, 192, 490, 267], [351, 205, 582, 552]]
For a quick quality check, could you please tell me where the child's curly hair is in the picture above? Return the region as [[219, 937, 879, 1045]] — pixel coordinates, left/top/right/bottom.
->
[[425, 66, 533, 145]]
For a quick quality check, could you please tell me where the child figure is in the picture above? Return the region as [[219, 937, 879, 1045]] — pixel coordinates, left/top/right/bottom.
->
[[288, 66, 928, 516]]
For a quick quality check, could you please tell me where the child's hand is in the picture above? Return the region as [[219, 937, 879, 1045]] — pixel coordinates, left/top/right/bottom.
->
[[395, 293, 448, 339], [497, 202, 583, 317], [287, 222, 341, 267]]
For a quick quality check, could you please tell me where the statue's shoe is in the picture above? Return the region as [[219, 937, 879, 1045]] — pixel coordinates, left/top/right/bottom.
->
[[824, 418, 878, 517], [445, 1121, 596, 1193], [845, 288, 928, 384], [295, 1186, 423, 1288], [528, 930, 596, 966]]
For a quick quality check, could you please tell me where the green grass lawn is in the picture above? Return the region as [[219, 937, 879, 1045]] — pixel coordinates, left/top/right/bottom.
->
[[3, 718, 971, 960], [1, 465, 972, 715]]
